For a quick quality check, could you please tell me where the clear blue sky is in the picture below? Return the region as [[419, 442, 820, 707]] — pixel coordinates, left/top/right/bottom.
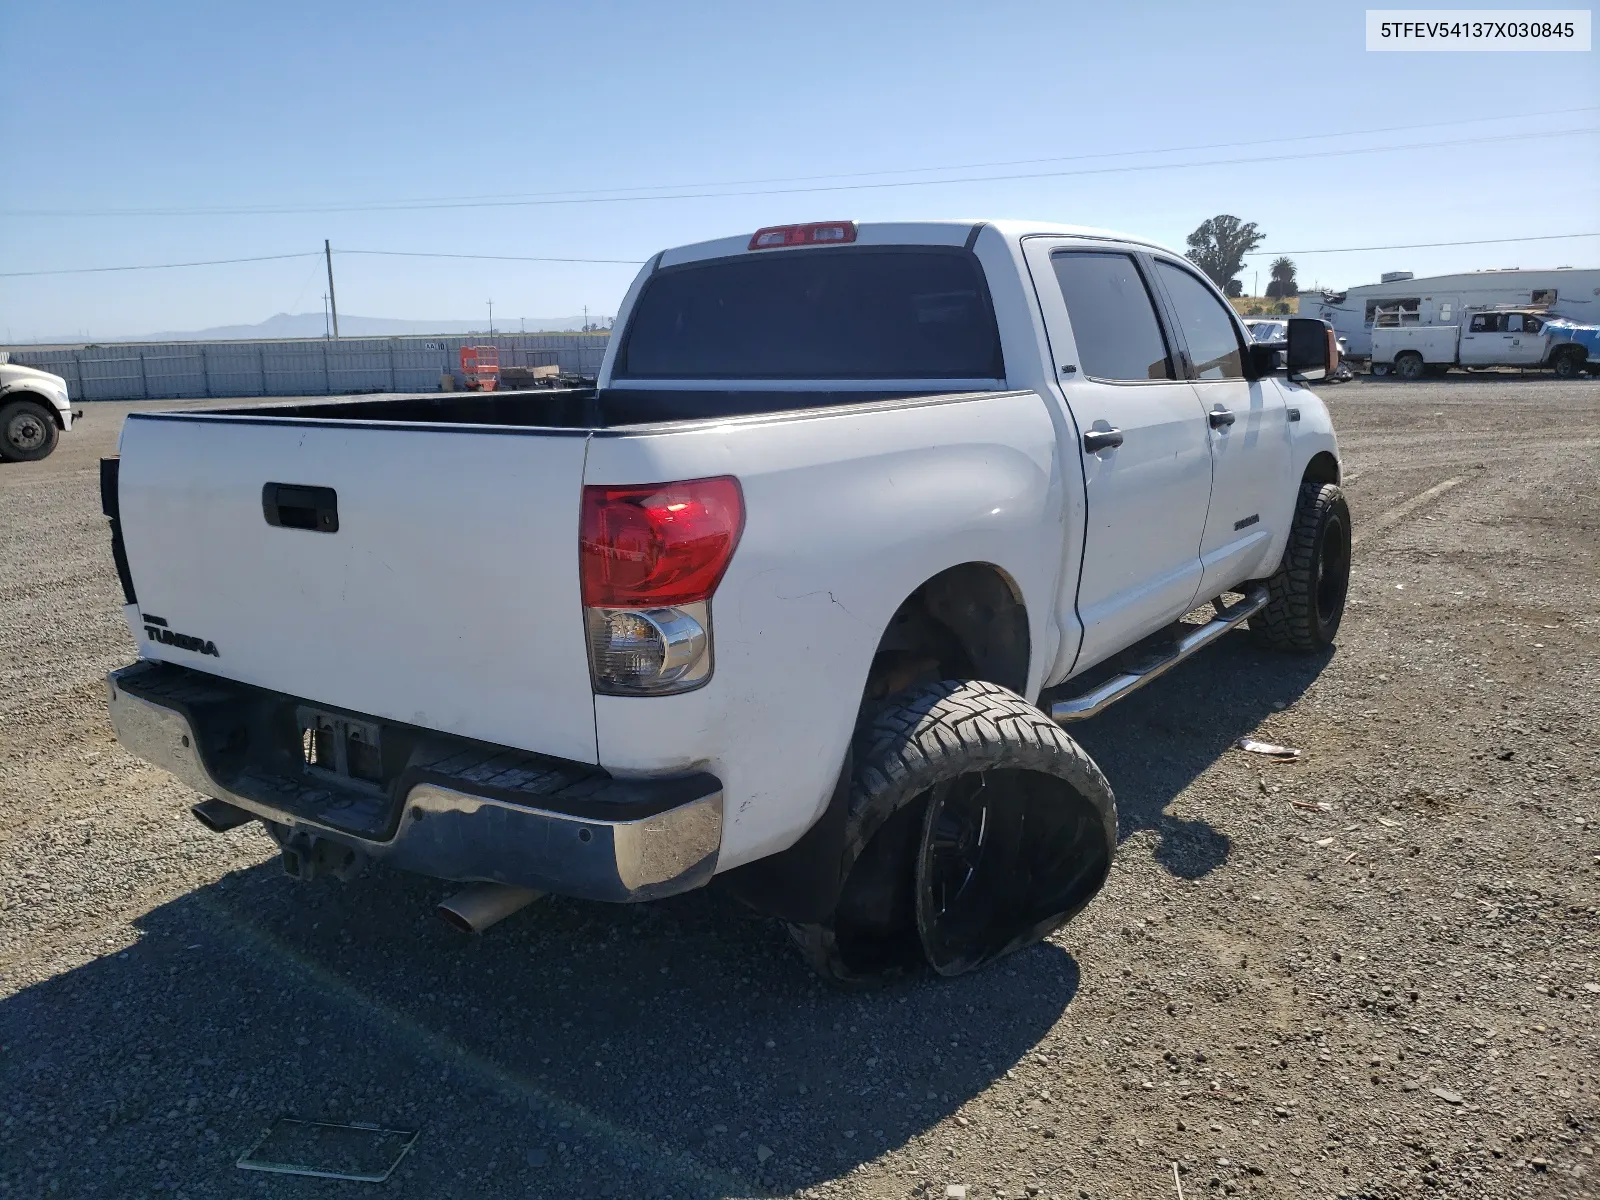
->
[[2, 0, 1596, 340]]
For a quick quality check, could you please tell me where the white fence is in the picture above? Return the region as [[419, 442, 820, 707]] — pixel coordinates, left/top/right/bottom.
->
[[5, 332, 612, 401]]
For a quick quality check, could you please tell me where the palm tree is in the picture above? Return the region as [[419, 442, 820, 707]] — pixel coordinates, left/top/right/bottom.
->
[[1265, 256, 1298, 299]]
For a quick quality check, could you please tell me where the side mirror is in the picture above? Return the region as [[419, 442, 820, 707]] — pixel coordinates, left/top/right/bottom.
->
[[1286, 317, 1335, 382]]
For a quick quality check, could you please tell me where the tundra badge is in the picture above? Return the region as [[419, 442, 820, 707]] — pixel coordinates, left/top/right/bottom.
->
[[139, 613, 220, 657]]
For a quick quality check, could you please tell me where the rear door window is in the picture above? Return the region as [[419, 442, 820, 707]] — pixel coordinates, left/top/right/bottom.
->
[[1154, 261, 1246, 379], [615, 248, 1003, 380], [1048, 252, 1174, 382]]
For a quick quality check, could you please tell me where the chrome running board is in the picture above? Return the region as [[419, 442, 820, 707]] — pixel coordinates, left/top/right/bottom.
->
[[1050, 587, 1270, 724]]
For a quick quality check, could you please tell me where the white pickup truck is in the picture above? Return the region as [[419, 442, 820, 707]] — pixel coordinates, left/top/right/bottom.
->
[[103, 220, 1348, 983], [1371, 308, 1594, 379], [0, 353, 80, 462]]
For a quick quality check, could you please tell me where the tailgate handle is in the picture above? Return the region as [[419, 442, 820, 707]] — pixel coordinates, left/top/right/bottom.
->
[[263, 483, 339, 533]]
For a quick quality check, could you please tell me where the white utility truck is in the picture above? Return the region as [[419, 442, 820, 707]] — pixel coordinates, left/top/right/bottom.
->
[[102, 220, 1347, 983], [1370, 308, 1594, 379], [0, 353, 80, 461], [1299, 266, 1600, 360]]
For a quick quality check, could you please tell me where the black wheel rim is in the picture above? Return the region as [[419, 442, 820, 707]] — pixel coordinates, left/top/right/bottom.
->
[[924, 776, 989, 918], [1315, 511, 1351, 628], [7, 412, 46, 452]]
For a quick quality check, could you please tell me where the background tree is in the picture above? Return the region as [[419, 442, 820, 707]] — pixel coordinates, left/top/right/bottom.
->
[[1185, 215, 1265, 295], [1265, 255, 1299, 300]]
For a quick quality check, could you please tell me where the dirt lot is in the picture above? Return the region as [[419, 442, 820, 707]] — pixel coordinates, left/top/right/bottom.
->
[[2, 378, 1597, 1199]]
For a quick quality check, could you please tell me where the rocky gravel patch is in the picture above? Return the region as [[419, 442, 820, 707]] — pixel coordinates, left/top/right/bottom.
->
[[2, 381, 1596, 1198]]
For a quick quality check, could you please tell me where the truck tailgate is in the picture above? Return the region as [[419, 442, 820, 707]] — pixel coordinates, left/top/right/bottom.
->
[[116, 413, 597, 763]]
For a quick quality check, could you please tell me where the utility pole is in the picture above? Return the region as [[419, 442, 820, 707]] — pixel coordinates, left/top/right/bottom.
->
[[322, 293, 330, 339], [324, 240, 340, 339], [1253, 270, 1259, 298], [487, 299, 494, 334], [583, 305, 589, 332]]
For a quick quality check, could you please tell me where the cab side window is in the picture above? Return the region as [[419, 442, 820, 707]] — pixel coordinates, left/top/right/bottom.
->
[[1507, 314, 1525, 333], [1153, 262, 1245, 380], [1469, 314, 1499, 333], [1050, 252, 1175, 382]]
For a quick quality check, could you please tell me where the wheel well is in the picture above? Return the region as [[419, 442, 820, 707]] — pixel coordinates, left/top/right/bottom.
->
[[1, 391, 65, 429], [863, 563, 1030, 702], [1303, 451, 1341, 487]]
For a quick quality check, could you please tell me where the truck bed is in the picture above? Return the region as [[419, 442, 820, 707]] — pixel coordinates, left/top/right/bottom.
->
[[203, 386, 954, 430]]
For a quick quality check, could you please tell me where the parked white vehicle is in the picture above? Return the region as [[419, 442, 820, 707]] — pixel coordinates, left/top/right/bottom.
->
[[1242, 317, 1289, 343], [1370, 308, 1594, 379], [102, 219, 1348, 982], [0, 352, 80, 461]]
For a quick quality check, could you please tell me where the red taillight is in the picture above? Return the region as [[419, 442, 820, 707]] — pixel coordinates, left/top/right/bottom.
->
[[748, 221, 857, 251], [580, 477, 745, 607]]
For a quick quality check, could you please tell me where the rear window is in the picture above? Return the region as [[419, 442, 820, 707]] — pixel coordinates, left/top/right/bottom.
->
[[615, 248, 1004, 380]]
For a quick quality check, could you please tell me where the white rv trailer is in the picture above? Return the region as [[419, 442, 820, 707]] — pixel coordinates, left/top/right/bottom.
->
[[1299, 266, 1600, 359]]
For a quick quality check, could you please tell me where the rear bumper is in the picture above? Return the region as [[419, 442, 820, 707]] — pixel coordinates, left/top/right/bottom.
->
[[106, 662, 723, 902]]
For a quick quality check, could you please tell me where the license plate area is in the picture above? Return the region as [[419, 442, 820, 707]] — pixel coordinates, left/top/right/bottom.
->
[[296, 707, 385, 792]]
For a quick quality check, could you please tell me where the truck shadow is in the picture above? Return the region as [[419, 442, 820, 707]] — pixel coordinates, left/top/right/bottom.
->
[[1059, 630, 1334, 880], [1, 855, 1077, 1198], [1, 633, 1326, 1197]]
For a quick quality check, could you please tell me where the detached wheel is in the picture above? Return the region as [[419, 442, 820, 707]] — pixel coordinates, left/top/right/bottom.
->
[[787, 679, 1116, 985], [1370, 362, 1392, 378], [0, 399, 59, 462], [1394, 351, 1425, 381], [1552, 348, 1586, 379], [1251, 481, 1352, 652]]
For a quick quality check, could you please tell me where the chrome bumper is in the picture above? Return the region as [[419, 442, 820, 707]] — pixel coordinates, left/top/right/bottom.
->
[[106, 664, 723, 903]]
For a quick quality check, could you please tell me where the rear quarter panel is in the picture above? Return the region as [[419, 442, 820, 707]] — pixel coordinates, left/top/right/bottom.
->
[[586, 391, 1068, 869]]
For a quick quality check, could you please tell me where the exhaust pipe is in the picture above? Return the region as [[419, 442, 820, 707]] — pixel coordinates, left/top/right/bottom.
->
[[437, 883, 543, 934]]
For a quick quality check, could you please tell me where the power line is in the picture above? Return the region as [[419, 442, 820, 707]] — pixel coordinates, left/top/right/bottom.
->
[[1245, 231, 1600, 256], [6, 125, 1597, 219], [0, 251, 320, 278], [354, 104, 1600, 204], [0, 249, 647, 279], [10, 107, 1598, 218], [5, 232, 1598, 280], [337, 249, 646, 265]]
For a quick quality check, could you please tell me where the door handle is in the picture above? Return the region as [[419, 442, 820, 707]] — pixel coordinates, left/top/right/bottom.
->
[[1209, 407, 1236, 428], [263, 482, 339, 533], [1083, 428, 1124, 453]]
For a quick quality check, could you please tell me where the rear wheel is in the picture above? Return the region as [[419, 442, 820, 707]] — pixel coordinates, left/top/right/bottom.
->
[[1394, 352, 1425, 381], [0, 399, 58, 462], [1552, 348, 1586, 379], [787, 680, 1116, 985], [1251, 481, 1352, 652], [1370, 362, 1392, 378]]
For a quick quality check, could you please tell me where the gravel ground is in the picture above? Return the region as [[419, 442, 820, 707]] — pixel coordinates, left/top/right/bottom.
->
[[2, 378, 1597, 1199]]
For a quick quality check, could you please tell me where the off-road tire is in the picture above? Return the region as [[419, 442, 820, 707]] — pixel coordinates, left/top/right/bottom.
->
[[1552, 348, 1586, 379], [0, 398, 59, 462], [787, 679, 1116, 986], [1251, 481, 1352, 653], [1395, 351, 1425, 381]]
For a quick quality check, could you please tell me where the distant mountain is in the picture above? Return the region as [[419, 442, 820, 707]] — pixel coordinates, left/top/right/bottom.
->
[[31, 312, 607, 344]]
